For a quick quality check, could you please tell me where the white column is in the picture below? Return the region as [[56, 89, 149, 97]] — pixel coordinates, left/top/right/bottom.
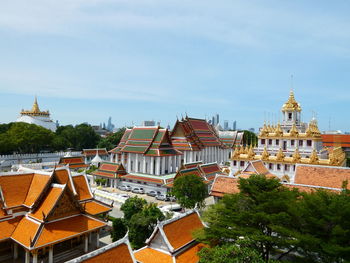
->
[[25, 251, 30, 263], [96, 231, 100, 248], [13, 243, 18, 259], [84, 234, 89, 253], [156, 158, 160, 175], [127, 154, 131, 172], [150, 157, 154, 175], [142, 157, 146, 173], [167, 157, 171, 173], [161, 157, 165, 174], [135, 154, 139, 172], [49, 246, 53, 263], [32, 252, 38, 263]]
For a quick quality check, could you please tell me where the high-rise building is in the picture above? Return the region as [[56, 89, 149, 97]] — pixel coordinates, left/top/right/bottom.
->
[[233, 121, 237, 130], [224, 120, 229, 131], [215, 114, 220, 126], [142, 120, 156, 126]]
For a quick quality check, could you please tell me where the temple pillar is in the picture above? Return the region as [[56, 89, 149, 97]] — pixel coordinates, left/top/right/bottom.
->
[[84, 234, 89, 253], [143, 157, 146, 173], [135, 154, 139, 172], [155, 158, 160, 175], [49, 246, 54, 263], [32, 251, 38, 263], [161, 157, 165, 174], [25, 250, 30, 263], [13, 243, 18, 259], [150, 157, 154, 175], [96, 231, 100, 248]]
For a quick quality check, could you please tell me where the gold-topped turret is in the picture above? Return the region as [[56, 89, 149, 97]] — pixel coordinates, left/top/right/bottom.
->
[[276, 147, 285, 161], [282, 90, 301, 112], [261, 146, 270, 160], [289, 122, 299, 137], [292, 147, 301, 162], [309, 148, 319, 164], [274, 123, 283, 136], [20, 96, 50, 117], [247, 145, 255, 158]]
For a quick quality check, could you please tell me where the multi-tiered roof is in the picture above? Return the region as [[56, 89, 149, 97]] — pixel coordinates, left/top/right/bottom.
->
[[110, 127, 181, 157], [171, 117, 226, 151]]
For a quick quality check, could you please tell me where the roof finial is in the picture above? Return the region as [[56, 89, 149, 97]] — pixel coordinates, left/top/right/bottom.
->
[[290, 74, 294, 93]]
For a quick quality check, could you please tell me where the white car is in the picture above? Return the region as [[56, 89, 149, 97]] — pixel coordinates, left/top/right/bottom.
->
[[119, 185, 127, 191], [132, 187, 145, 194], [125, 185, 132, 191]]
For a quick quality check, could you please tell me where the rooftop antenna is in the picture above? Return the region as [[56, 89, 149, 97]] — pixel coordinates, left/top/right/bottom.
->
[[290, 74, 294, 92]]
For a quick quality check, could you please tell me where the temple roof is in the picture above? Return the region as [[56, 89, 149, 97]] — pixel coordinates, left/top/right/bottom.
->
[[282, 90, 301, 112], [20, 97, 50, 117], [58, 156, 88, 169], [92, 162, 127, 178]]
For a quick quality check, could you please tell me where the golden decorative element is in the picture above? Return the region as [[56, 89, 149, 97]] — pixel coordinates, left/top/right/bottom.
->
[[260, 122, 269, 137], [309, 148, 319, 164], [276, 147, 285, 161], [282, 90, 301, 112], [281, 174, 290, 183], [261, 146, 270, 160], [232, 146, 240, 158], [274, 123, 283, 136], [239, 146, 245, 155], [247, 145, 255, 158], [20, 96, 50, 117], [292, 147, 301, 162], [289, 123, 299, 137], [244, 145, 249, 154]]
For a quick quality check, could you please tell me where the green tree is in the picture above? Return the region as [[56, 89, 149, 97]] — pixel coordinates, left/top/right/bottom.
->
[[242, 130, 258, 146], [128, 203, 165, 249], [111, 218, 128, 242], [295, 190, 350, 263], [198, 243, 275, 263], [121, 196, 147, 221], [199, 175, 300, 262], [171, 174, 208, 209], [97, 127, 126, 150]]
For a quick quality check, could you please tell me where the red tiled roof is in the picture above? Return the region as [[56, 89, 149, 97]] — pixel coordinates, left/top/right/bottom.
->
[[294, 165, 350, 189], [59, 156, 88, 169], [210, 176, 240, 197], [0, 216, 22, 241], [162, 212, 204, 250], [82, 243, 135, 263], [12, 217, 40, 248], [134, 247, 172, 263], [72, 175, 92, 201], [321, 134, 350, 147], [83, 200, 112, 216], [122, 175, 164, 184], [24, 173, 52, 207], [175, 242, 207, 263], [34, 215, 105, 248], [83, 149, 108, 156]]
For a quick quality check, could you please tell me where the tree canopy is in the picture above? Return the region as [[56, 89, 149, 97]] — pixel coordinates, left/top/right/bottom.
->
[[121, 196, 147, 221], [171, 174, 208, 209], [97, 127, 126, 150], [0, 122, 101, 154], [197, 175, 350, 263]]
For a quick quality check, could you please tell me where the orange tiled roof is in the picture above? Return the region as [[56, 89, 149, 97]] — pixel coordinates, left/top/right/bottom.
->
[[55, 169, 76, 194], [83, 200, 112, 216], [163, 212, 204, 250], [134, 247, 173, 263], [29, 186, 64, 221], [0, 203, 10, 219], [210, 176, 240, 197], [321, 134, 350, 148], [294, 165, 350, 189], [0, 174, 34, 207], [24, 173, 51, 207], [175, 242, 207, 263], [35, 215, 105, 248], [0, 216, 22, 241], [72, 175, 92, 201], [12, 217, 40, 248], [82, 243, 134, 263], [59, 156, 88, 169]]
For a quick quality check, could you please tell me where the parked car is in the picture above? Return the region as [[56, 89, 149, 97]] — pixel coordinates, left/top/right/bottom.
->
[[118, 185, 127, 191], [132, 187, 145, 194], [125, 185, 132, 191], [156, 194, 167, 201], [147, 190, 157, 197], [120, 194, 130, 199]]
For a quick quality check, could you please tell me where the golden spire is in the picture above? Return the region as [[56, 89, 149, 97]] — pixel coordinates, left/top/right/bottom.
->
[[276, 147, 285, 161], [309, 148, 319, 164], [244, 145, 249, 154], [31, 96, 40, 113], [260, 122, 268, 137], [282, 90, 301, 112], [290, 122, 299, 137], [275, 122, 283, 136], [247, 144, 255, 158], [239, 145, 245, 155], [292, 147, 301, 162], [232, 146, 240, 158], [261, 146, 269, 160]]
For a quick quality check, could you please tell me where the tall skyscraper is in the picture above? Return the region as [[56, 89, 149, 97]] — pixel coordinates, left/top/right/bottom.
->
[[224, 120, 229, 131], [216, 114, 220, 126], [233, 120, 237, 130]]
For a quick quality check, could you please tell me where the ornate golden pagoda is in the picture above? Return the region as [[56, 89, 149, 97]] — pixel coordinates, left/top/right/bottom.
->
[[282, 90, 301, 112], [20, 97, 50, 117]]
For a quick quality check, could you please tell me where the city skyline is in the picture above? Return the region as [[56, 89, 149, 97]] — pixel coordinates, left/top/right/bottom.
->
[[0, 0, 349, 131]]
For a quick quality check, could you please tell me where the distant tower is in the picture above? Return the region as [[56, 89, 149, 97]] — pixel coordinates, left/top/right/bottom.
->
[[212, 116, 215, 126], [233, 121, 237, 130], [216, 114, 220, 126], [224, 120, 229, 131]]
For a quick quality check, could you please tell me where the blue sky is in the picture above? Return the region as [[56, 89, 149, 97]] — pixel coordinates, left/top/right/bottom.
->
[[0, 0, 349, 131]]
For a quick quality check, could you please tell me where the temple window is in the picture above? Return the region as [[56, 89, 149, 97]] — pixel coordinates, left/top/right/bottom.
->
[[276, 139, 279, 145], [291, 140, 295, 146], [277, 164, 281, 170], [299, 140, 303, 147], [269, 163, 273, 169], [261, 139, 265, 145], [285, 164, 288, 171], [268, 139, 272, 145], [288, 113, 292, 120], [240, 161, 245, 167], [307, 140, 312, 147], [233, 160, 237, 166]]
